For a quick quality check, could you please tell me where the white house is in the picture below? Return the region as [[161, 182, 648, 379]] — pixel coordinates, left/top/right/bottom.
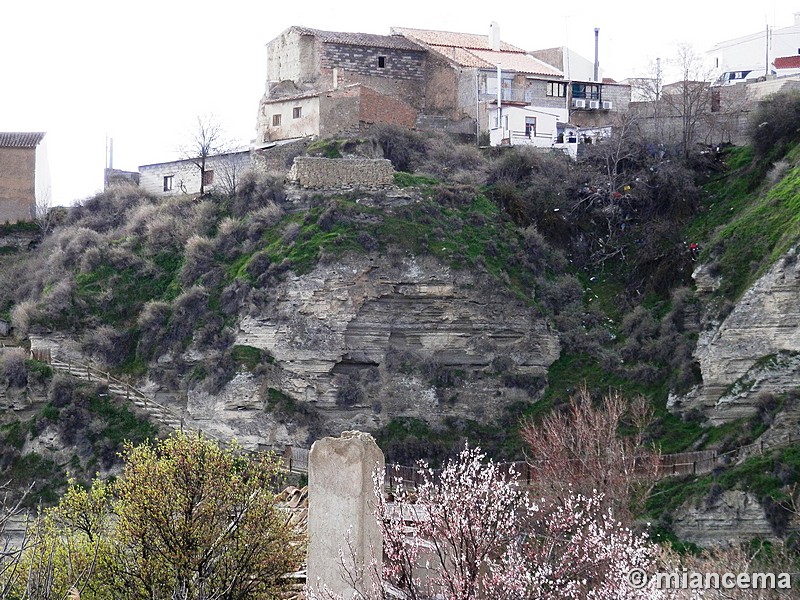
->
[[708, 14, 800, 85], [139, 150, 252, 197]]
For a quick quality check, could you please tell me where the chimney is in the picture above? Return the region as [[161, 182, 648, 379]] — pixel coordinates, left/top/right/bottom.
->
[[594, 27, 600, 82], [490, 21, 501, 51]]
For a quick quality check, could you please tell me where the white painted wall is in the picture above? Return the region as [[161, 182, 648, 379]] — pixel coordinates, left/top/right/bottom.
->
[[261, 95, 320, 142], [34, 137, 51, 207], [489, 106, 558, 147], [139, 151, 252, 197], [709, 20, 800, 83]]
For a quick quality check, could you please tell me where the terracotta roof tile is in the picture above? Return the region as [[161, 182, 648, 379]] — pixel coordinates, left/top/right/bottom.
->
[[392, 27, 526, 52], [774, 55, 800, 69], [468, 49, 562, 76], [291, 26, 424, 51], [0, 132, 45, 148]]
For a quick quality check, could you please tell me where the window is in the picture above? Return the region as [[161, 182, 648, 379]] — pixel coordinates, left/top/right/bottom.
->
[[293, 106, 302, 119], [272, 114, 282, 126], [571, 83, 600, 100], [163, 175, 173, 192], [378, 56, 386, 68], [525, 117, 537, 137], [547, 82, 567, 97], [203, 170, 214, 186]]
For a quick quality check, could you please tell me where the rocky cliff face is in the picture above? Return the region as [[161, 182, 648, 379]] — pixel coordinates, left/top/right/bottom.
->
[[674, 250, 800, 424], [672, 490, 778, 547], [187, 253, 560, 447]]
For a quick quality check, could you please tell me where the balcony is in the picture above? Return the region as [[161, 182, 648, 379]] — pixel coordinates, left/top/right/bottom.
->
[[479, 86, 532, 105]]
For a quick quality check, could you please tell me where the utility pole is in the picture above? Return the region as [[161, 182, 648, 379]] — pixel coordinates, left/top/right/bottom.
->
[[765, 23, 770, 77]]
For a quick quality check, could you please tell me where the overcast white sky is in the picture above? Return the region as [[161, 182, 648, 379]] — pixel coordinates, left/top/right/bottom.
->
[[1, 0, 797, 206]]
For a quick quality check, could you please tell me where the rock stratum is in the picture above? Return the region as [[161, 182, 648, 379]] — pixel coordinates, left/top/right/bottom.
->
[[187, 253, 560, 447]]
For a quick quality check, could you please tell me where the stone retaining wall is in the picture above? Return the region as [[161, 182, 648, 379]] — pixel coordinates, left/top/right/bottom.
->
[[287, 157, 394, 188]]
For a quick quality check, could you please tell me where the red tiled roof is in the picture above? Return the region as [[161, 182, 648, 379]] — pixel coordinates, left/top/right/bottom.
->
[[391, 27, 526, 52], [290, 26, 424, 52], [391, 28, 561, 76], [774, 55, 800, 69], [0, 132, 45, 148], [468, 49, 562, 76]]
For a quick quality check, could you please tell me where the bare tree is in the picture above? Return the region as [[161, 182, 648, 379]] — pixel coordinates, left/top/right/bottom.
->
[[215, 151, 248, 196], [520, 387, 660, 523], [179, 115, 229, 196], [627, 58, 665, 139], [32, 184, 56, 235], [662, 44, 714, 156]]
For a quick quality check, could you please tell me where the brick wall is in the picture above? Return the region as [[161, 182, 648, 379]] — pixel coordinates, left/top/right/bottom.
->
[[287, 157, 394, 188], [527, 79, 567, 111], [318, 43, 427, 109], [0, 147, 36, 223], [320, 43, 425, 81], [358, 86, 417, 128]]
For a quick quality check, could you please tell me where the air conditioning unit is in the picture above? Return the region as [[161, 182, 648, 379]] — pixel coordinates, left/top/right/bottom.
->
[[588, 100, 600, 109], [602, 100, 613, 110], [572, 99, 586, 109]]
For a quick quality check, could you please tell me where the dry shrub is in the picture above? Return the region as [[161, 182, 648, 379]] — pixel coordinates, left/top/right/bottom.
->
[[231, 172, 286, 218], [190, 200, 222, 237], [67, 185, 152, 232], [10, 300, 38, 338], [416, 133, 488, 183], [81, 325, 132, 367], [370, 124, 427, 172], [122, 202, 160, 238], [38, 280, 75, 325], [215, 217, 248, 260], [168, 286, 209, 348], [247, 203, 284, 240], [0, 348, 28, 388], [181, 235, 216, 287], [136, 301, 172, 358]]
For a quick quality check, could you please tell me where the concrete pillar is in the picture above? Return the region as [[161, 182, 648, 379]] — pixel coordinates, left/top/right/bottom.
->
[[307, 431, 385, 599]]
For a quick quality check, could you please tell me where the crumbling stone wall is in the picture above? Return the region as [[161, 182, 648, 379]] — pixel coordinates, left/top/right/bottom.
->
[[287, 157, 394, 188]]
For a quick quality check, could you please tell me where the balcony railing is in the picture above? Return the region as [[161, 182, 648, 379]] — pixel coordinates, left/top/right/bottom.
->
[[479, 86, 532, 104]]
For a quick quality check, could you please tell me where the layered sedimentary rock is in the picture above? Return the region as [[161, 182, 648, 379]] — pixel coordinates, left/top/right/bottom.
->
[[682, 251, 800, 423], [222, 253, 559, 440], [672, 491, 777, 547]]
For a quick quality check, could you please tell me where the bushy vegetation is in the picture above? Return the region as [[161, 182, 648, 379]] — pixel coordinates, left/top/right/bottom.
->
[[1, 433, 303, 600], [0, 361, 158, 508], [4, 93, 800, 554]]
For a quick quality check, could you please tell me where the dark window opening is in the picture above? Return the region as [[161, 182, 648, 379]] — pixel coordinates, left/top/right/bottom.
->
[[163, 175, 173, 192], [293, 106, 302, 119], [272, 114, 281, 126], [525, 117, 537, 137], [571, 83, 600, 100], [378, 56, 386, 68]]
